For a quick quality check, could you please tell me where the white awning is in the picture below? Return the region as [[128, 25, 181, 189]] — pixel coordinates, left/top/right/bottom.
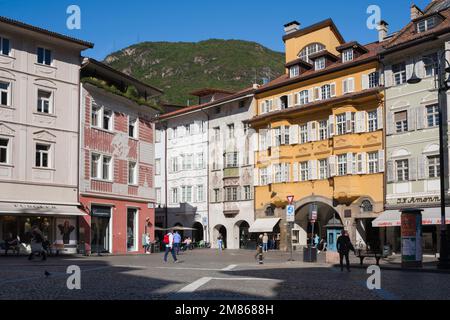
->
[[372, 208, 450, 227], [249, 218, 281, 233], [0, 202, 86, 216]]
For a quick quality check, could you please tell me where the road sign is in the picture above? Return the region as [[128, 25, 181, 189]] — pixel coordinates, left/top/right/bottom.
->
[[287, 195, 294, 205], [286, 205, 295, 222]]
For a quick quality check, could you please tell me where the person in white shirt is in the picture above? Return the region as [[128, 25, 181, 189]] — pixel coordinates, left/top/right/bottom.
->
[[163, 230, 178, 263]]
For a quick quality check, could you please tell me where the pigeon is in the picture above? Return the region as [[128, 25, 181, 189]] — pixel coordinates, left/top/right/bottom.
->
[[44, 270, 51, 277]]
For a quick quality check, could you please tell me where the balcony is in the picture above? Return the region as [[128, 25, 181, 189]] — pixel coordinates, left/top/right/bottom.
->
[[223, 167, 239, 179], [223, 201, 240, 217]]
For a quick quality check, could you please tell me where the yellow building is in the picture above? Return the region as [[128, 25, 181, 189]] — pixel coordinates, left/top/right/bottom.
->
[[248, 19, 385, 252]]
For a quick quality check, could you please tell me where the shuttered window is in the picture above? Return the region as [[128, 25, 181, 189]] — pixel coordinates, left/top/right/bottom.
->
[[395, 111, 408, 133]]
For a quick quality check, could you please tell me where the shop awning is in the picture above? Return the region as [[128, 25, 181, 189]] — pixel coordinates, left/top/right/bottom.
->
[[372, 208, 450, 227], [0, 202, 86, 216], [249, 218, 281, 233]]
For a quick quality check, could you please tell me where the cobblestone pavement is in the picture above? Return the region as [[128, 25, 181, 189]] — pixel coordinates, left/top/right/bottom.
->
[[0, 249, 449, 300]]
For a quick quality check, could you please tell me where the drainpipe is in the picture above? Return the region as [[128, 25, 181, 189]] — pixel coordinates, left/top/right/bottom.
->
[[200, 108, 211, 244], [379, 56, 388, 249]]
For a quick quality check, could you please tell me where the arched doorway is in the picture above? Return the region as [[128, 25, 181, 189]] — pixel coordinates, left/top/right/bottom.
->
[[173, 222, 184, 239], [234, 220, 256, 249], [192, 222, 204, 243], [295, 202, 341, 247], [213, 224, 227, 249]]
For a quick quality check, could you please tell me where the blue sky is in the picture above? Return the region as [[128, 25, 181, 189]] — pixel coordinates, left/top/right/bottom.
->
[[1, 0, 432, 60]]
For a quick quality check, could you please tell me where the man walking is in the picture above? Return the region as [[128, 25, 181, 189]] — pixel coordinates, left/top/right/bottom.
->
[[262, 233, 269, 252], [28, 226, 46, 261], [337, 230, 355, 272], [217, 233, 223, 251], [173, 231, 181, 255], [163, 230, 178, 263]]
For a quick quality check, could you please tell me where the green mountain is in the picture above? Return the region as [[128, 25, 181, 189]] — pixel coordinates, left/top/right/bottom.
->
[[104, 39, 285, 106]]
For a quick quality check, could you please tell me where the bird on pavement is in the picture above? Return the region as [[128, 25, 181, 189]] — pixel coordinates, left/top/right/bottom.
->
[[44, 270, 51, 277]]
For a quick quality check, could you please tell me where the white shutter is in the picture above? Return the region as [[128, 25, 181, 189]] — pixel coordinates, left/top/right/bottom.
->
[[329, 155, 336, 177], [377, 107, 383, 130], [310, 159, 318, 180], [348, 78, 355, 93], [357, 153, 365, 174], [418, 155, 427, 179], [346, 111, 353, 133], [343, 79, 348, 94], [307, 122, 313, 142], [314, 87, 321, 101], [270, 128, 276, 147], [266, 129, 272, 149], [260, 101, 266, 114], [289, 125, 299, 145], [330, 83, 336, 97], [328, 115, 335, 137], [294, 93, 299, 106], [407, 108, 416, 131], [361, 152, 367, 174], [288, 94, 293, 107], [168, 128, 173, 140], [281, 126, 286, 145], [378, 150, 385, 173], [253, 168, 259, 186], [308, 88, 314, 103], [258, 130, 265, 151], [252, 131, 259, 152], [284, 163, 291, 182], [387, 160, 395, 182], [267, 165, 273, 184], [275, 98, 281, 111], [384, 66, 393, 88], [409, 157, 417, 181], [362, 74, 369, 90], [310, 121, 318, 142], [347, 153, 353, 175], [293, 162, 299, 182], [386, 111, 394, 135], [416, 106, 425, 130], [355, 111, 366, 133]]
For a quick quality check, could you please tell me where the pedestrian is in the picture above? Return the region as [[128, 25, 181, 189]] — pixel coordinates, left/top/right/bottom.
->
[[28, 226, 46, 261], [163, 230, 178, 263], [262, 233, 269, 252], [337, 230, 355, 272], [3, 232, 19, 256], [314, 233, 320, 248], [217, 233, 223, 251], [142, 232, 151, 254], [255, 234, 264, 264], [173, 231, 181, 255]]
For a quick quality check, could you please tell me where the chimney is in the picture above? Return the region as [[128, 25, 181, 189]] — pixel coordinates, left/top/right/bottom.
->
[[284, 21, 300, 35], [377, 20, 389, 42], [410, 4, 423, 20]]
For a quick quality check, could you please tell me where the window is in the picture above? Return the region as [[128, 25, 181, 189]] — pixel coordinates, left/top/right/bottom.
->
[[225, 152, 238, 168], [299, 90, 309, 105], [368, 152, 379, 174], [319, 159, 328, 179], [181, 186, 192, 203], [428, 155, 440, 178], [361, 200, 373, 212], [280, 96, 288, 109], [274, 127, 282, 147], [0, 82, 10, 106], [299, 43, 325, 63], [274, 164, 283, 183], [300, 161, 309, 181], [214, 127, 220, 141], [0, 138, 8, 164], [197, 153, 204, 169], [37, 90, 52, 114], [0, 37, 10, 56], [35, 144, 50, 168], [91, 154, 100, 178], [183, 154, 193, 170], [91, 105, 100, 127], [396, 159, 409, 182], [290, 65, 300, 77], [128, 117, 137, 138], [343, 78, 355, 94], [395, 111, 408, 133], [315, 57, 326, 70], [284, 126, 290, 145], [128, 161, 137, 185], [213, 189, 220, 202], [103, 109, 113, 131], [368, 72, 380, 88], [424, 53, 438, 77], [239, 100, 245, 109], [426, 104, 439, 127], [337, 154, 347, 176], [197, 185, 204, 202], [263, 100, 272, 113], [260, 167, 268, 185], [171, 188, 179, 204], [155, 159, 161, 175], [300, 124, 308, 144], [37, 47, 52, 65], [170, 157, 178, 173], [393, 62, 406, 85], [321, 84, 331, 100], [336, 114, 346, 135], [417, 17, 437, 33], [319, 120, 328, 140], [155, 129, 161, 143], [244, 186, 252, 200], [342, 49, 353, 62], [225, 187, 238, 201], [227, 123, 235, 138], [102, 156, 112, 180], [368, 110, 378, 132]]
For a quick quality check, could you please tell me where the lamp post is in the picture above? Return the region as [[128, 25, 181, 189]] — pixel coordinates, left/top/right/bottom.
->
[[407, 51, 450, 269]]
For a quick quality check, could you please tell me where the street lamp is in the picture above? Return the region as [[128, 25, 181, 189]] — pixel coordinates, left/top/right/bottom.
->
[[407, 51, 450, 269]]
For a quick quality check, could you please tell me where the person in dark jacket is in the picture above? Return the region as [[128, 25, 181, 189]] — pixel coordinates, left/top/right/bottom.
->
[[336, 230, 355, 272]]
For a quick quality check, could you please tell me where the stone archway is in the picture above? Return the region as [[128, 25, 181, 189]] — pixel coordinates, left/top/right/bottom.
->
[[192, 222, 204, 243], [234, 220, 254, 249], [213, 224, 227, 249]]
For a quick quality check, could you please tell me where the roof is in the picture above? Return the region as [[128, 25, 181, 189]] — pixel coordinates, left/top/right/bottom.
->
[[285, 58, 313, 68], [382, 2, 450, 51], [158, 87, 255, 120], [0, 16, 93, 49], [256, 41, 382, 94], [82, 58, 163, 96], [190, 88, 236, 97], [336, 41, 369, 53], [308, 50, 340, 61], [282, 18, 345, 44]]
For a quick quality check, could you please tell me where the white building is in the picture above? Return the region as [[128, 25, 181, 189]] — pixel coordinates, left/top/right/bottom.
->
[[0, 16, 92, 250]]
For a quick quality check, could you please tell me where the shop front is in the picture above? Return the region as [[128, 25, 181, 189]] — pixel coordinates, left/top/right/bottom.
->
[[0, 202, 84, 254]]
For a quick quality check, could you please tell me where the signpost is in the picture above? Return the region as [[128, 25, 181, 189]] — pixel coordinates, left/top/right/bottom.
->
[[286, 195, 295, 261]]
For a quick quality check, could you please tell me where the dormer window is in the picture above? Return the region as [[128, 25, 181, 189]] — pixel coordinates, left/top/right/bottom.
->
[[289, 65, 300, 78], [315, 57, 326, 71], [342, 49, 353, 62], [417, 16, 437, 33], [299, 43, 325, 63]]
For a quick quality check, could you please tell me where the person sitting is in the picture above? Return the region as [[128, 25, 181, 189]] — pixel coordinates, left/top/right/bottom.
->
[[3, 233, 20, 256]]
